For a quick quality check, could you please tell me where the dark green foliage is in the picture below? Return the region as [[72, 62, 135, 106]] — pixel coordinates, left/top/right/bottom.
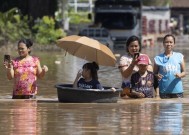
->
[[68, 11, 92, 24], [0, 8, 31, 44], [0, 8, 66, 45], [32, 16, 66, 45], [0, 0, 57, 20]]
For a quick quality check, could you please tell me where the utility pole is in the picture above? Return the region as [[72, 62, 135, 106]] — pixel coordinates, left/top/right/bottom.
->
[[74, 0, 77, 13], [89, 0, 93, 13]]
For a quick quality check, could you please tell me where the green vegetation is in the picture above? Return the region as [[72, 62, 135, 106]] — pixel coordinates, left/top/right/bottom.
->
[[0, 8, 31, 44], [0, 8, 66, 45], [68, 11, 92, 24], [33, 16, 66, 45]]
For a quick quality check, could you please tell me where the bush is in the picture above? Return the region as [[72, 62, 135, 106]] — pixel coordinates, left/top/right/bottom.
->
[[0, 8, 31, 44], [68, 11, 92, 24], [0, 8, 66, 45], [32, 16, 66, 45]]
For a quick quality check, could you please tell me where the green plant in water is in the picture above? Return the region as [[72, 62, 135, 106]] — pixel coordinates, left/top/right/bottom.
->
[[33, 16, 66, 45]]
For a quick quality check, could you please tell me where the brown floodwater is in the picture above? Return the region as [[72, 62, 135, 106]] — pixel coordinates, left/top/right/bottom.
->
[[0, 36, 189, 135]]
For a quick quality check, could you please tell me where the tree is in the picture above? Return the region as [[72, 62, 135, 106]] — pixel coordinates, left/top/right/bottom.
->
[[0, 0, 58, 20]]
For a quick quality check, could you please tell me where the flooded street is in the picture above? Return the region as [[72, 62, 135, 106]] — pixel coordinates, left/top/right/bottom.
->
[[0, 36, 189, 134]]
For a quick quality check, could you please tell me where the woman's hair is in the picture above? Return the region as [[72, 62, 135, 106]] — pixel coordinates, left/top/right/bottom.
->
[[163, 34, 175, 44], [83, 62, 99, 80], [18, 39, 33, 54], [125, 35, 142, 53]]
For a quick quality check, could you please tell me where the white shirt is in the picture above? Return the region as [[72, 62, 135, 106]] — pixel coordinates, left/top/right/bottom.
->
[[119, 53, 151, 84]]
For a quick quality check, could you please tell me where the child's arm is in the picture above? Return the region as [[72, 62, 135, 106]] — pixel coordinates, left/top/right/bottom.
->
[[73, 70, 82, 88], [131, 90, 145, 98]]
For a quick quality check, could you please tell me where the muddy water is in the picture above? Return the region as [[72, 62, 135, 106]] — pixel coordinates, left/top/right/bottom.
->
[[0, 36, 189, 134]]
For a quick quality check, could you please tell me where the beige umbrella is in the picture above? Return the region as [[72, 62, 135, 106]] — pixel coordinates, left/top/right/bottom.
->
[[56, 35, 116, 67]]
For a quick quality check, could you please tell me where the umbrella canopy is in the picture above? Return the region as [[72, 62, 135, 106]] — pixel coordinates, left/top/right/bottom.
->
[[56, 35, 116, 66]]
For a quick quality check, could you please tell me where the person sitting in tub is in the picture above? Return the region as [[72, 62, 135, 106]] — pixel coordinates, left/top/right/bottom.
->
[[73, 62, 103, 89]]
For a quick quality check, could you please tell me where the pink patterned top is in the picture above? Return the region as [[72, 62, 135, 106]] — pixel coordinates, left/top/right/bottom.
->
[[12, 56, 39, 96]]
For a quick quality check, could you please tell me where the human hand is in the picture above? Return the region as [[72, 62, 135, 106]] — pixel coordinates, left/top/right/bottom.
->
[[4, 60, 13, 69], [111, 87, 116, 92], [136, 92, 145, 98], [131, 58, 138, 67], [132, 91, 145, 98], [174, 73, 181, 78], [156, 74, 163, 81], [42, 65, 48, 72], [76, 69, 82, 78]]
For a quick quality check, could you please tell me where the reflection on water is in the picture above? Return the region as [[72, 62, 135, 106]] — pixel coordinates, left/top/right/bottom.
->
[[0, 37, 189, 134], [1, 100, 189, 135], [0, 100, 38, 134], [10, 101, 38, 135], [154, 103, 183, 134]]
